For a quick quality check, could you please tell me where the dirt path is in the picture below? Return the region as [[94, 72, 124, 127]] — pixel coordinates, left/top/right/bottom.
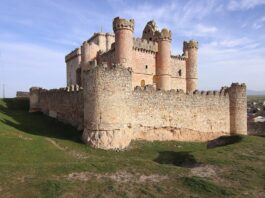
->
[[45, 138, 89, 159], [66, 171, 168, 183]]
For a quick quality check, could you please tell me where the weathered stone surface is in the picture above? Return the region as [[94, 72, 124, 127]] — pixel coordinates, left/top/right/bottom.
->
[[30, 87, 84, 130], [82, 129, 133, 150], [28, 17, 247, 150]]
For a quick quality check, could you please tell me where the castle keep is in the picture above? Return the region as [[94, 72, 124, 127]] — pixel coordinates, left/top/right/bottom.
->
[[29, 17, 247, 150]]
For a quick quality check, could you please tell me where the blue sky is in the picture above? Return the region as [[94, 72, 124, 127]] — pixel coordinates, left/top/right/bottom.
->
[[0, 0, 265, 97]]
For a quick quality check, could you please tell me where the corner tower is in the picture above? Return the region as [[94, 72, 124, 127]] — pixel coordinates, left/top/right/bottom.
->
[[184, 40, 198, 93], [155, 28, 172, 90], [228, 83, 247, 135], [113, 17, 134, 67]]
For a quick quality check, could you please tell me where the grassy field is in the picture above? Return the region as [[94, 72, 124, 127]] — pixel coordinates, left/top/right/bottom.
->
[[0, 98, 265, 198]]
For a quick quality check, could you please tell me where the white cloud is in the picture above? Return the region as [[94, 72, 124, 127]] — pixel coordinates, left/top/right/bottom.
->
[[196, 24, 218, 33], [219, 37, 252, 47], [228, 0, 265, 11], [117, 0, 218, 36]]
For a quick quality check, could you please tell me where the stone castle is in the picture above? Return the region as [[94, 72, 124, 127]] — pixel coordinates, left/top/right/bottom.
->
[[29, 17, 247, 150]]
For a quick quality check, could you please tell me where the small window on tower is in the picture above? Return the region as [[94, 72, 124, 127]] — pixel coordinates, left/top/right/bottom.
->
[[145, 65, 148, 69], [178, 69, 182, 76]]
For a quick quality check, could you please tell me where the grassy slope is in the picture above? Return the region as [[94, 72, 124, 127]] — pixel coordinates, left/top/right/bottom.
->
[[0, 99, 264, 198]]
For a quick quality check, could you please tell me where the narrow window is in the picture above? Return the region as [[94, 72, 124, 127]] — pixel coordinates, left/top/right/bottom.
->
[[145, 65, 148, 69], [141, 80, 145, 87], [178, 69, 182, 77]]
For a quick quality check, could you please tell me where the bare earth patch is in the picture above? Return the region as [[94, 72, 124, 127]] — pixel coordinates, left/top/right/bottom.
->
[[17, 135, 32, 141], [190, 165, 218, 178], [46, 138, 65, 151], [66, 171, 168, 183], [46, 138, 88, 159]]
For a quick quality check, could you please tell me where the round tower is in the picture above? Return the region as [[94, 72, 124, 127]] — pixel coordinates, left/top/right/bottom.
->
[[113, 17, 134, 67], [81, 41, 90, 70], [185, 40, 198, 93], [155, 28, 172, 90], [228, 83, 247, 135]]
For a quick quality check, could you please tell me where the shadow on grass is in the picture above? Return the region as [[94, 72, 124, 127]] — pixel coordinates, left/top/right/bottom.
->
[[0, 98, 82, 143], [154, 151, 201, 168], [207, 135, 243, 149]]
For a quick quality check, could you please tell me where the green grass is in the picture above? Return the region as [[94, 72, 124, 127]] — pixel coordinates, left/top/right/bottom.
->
[[0, 98, 265, 197]]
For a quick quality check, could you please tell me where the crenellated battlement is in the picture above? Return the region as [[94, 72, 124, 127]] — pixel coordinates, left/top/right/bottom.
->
[[171, 55, 186, 61], [85, 32, 115, 44], [133, 38, 158, 53], [133, 85, 228, 97], [65, 48, 81, 62], [230, 82, 246, 89], [184, 40, 199, 50], [155, 28, 172, 41], [113, 17, 135, 32]]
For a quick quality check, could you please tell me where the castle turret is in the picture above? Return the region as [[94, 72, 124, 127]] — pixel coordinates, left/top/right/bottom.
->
[[113, 17, 134, 67], [228, 83, 247, 135], [155, 28, 172, 90], [185, 40, 198, 93]]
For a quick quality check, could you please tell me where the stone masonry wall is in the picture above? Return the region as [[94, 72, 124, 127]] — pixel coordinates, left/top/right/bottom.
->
[[132, 49, 156, 88], [131, 88, 230, 141], [82, 65, 133, 150], [81, 65, 239, 150], [30, 65, 246, 150], [38, 88, 84, 130], [170, 56, 186, 91]]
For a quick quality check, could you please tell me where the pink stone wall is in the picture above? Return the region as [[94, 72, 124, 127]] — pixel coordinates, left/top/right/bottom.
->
[[131, 49, 156, 87], [156, 40, 171, 75], [156, 40, 171, 90], [114, 30, 133, 66], [99, 49, 115, 67], [170, 57, 186, 91]]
